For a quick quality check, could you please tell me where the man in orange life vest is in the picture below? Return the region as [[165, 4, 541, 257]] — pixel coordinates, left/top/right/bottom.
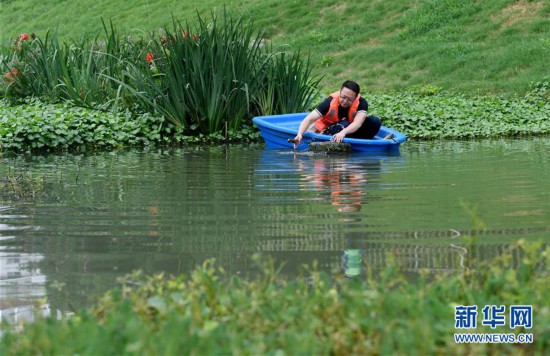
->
[[293, 80, 381, 144]]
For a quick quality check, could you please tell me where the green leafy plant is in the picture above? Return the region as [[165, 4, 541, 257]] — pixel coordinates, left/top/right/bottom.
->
[[0, 241, 548, 354], [0, 21, 144, 111], [0, 98, 168, 150], [0, 98, 262, 151], [525, 76, 550, 103], [2, 12, 321, 139], [371, 90, 550, 139], [113, 10, 320, 134]]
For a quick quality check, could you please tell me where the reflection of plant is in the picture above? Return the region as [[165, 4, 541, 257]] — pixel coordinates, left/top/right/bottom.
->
[[1, 168, 43, 201]]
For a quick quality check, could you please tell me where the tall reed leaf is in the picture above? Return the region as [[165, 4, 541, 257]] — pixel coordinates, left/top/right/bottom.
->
[[115, 10, 321, 134]]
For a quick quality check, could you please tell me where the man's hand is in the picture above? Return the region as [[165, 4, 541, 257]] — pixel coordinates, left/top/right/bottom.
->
[[332, 131, 346, 143], [293, 134, 302, 148]]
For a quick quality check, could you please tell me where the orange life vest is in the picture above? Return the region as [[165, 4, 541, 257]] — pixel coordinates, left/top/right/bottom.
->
[[310, 162, 364, 207], [314, 91, 361, 132]]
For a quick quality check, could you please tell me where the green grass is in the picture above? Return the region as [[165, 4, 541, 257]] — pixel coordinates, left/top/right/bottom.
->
[[3, 0, 548, 94], [1, 241, 548, 354]]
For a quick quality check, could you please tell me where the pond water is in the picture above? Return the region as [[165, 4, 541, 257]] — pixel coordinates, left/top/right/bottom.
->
[[1, 138, 549, 319]]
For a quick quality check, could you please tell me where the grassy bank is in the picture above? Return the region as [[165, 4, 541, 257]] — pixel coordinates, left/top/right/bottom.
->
[[1, 241, 548, 354], [2, 0, 549, 94]]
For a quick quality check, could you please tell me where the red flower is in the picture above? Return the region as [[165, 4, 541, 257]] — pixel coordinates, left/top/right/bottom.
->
[[146, 52, 154, 64], [183, 30, 189, 39], [4, 69, 21, 82], [19, 33, 29, 41]]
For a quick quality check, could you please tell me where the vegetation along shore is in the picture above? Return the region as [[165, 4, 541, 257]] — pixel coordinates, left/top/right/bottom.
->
[[1, 1, 549, 151], [1, 242, 549, 354]]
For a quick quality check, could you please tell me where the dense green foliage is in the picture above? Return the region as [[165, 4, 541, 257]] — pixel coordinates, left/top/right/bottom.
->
[[0, 99, 166, 150], [2, 80, 549, 151], [371, 85, 550, 139], [1, 241, 548, 354], [126, 14, 320, 132], [0, 99, 260, 151], [1, 12, 320, 135], [0, 23, 145, 109], [1, 0, 549, 94]]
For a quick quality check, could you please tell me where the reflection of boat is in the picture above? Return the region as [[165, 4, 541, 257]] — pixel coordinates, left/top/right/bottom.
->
[[254, 149, 393, 194], [252, 113, 406, 152], [254, 149, 403, 208]]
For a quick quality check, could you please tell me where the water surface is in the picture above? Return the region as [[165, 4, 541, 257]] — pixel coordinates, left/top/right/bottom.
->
[[1, 138, 549, 317]]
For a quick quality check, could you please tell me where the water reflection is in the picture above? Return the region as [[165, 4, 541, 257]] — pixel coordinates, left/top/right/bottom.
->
[[0, 140, 548, 312], [254, 146, 549, 278], [323, 157, 375, 276], [0, 207, 64, 324], [255, 150, 393, 278], [296, 153, 373, 277]]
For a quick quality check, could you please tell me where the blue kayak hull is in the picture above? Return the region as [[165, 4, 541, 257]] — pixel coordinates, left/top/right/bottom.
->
[[252, 113, 407, 152]]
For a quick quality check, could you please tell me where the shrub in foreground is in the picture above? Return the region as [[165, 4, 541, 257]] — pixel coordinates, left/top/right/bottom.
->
[[1, 241, 548, 355]]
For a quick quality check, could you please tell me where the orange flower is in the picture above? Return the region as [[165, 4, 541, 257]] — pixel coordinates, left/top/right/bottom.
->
[[183, 30, 189, 39], [4, 69, 21, 83], [146, 52, 154, 64]]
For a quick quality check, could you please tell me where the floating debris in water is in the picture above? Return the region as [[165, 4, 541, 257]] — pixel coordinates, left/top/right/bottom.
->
[[308, 142, 352, 153]]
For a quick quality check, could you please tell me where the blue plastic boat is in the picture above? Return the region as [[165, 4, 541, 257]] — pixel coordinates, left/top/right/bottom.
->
[[253, 113, 407, 152]]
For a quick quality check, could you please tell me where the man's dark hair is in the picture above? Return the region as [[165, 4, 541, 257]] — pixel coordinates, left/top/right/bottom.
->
[[341, 80, 360, 95]]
